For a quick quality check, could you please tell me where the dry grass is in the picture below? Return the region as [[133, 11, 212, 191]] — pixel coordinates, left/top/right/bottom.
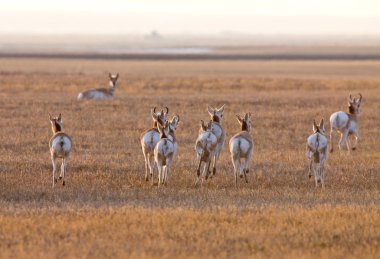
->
[[0, 58, 379, 258]]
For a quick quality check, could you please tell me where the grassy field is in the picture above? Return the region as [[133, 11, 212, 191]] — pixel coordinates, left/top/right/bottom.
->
[[0, 58, 379, 258]]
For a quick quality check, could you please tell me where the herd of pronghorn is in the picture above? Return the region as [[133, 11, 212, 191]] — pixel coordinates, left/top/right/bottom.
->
[[49, 73, 363, 188]]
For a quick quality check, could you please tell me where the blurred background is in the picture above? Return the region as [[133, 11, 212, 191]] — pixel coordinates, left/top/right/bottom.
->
[[0, 0, 379, 57]]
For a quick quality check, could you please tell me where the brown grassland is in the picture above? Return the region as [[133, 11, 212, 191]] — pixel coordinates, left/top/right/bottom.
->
[[0, 58, 379, 258]]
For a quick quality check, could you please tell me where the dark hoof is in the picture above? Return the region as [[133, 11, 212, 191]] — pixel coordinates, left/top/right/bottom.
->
[[245, 179, 248, 184], [59, 176, 62, 180], [145, 176, 149, 181], [245, 169, 249, 174], [240, 174, 243, 178], [197, 169, 200, 177], [352, 147, 356, 151], [54, 178, 58, 183], [309, 174, 312, 179], [213, 168, 216, 175], [62, 181, 65, 186], [330, 149, 333, 153]]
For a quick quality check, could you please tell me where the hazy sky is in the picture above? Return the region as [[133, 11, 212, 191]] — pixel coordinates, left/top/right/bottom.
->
[[0, 0, 379, 34]]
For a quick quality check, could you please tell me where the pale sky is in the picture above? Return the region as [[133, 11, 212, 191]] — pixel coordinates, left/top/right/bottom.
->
[[0, 0, 379, 34]]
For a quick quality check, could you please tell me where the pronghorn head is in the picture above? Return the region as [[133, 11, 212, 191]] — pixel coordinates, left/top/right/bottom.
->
[[208, 104, 225, 123], [157, 121, 170, 139], [236, 113, 252, 132], [109, 73, 119, 87], [169, 115, 180, 134], [49, 113, 62, 133], [313, 119, 325, 135], [199, 120, 212, 133], [347, 93, 362, 115], [151, 107, 169, 128]]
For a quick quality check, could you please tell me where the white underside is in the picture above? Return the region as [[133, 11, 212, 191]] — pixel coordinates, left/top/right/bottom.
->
[[77, 90, 112, 100]]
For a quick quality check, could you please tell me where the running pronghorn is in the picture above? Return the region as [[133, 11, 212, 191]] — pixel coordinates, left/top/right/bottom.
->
[[229, 113, 254, 187], [307, 119, 328, 188], [49, 113, 72, 187], [194, 120, 218, 186], [77, 73, 119, 100], [329, 93, 362, 152], [154, 117, 178, 187], [140, 107, 169, 183], [207, 105, 226, 176]]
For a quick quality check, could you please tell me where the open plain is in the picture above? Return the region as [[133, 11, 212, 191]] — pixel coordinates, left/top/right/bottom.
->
[[0, 58, 379, 258]]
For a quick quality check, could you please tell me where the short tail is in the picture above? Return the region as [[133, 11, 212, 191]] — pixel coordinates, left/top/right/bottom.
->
[[77, 93, 83, 100]]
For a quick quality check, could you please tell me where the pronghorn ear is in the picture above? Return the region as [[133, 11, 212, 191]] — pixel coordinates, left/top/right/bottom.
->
[[357, 93, 362, 103], [108, 73, 112, 78], [313, 120, 318, 132], [49, 113, 53, 121], [244, 113, 250, 120], [236, 115, 243, 124], [58, 113, 62, 122], [174, 114, 180, 123], [207, 106, 214, 116], [319, 118, 324, 129], [218, 104, 225, 113], [116, 73, 119, 78], [200, 120, 207, 131], [151, 109, 158, 120]]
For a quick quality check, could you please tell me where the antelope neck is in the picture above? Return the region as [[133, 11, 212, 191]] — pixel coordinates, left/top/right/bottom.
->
[[212, 115, 220, 123], [241, 121, 249, 131], [52, 121, 62, 133]]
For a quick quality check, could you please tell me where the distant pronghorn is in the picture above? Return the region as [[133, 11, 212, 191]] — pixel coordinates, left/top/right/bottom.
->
[[140, 107, 169, 183], [229, 113, 254, 186], [307, 119, 328, 188], [207, 105, 226, 176], [195, 120, 218, 186], [330, 93, 362, 152], [77, 73, 119, 100], [49, 113, 72, 187], [154, 116, 179, 187]]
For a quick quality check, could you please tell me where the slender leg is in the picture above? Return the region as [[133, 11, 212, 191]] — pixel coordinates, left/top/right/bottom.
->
[[313, 162, 318, 187], [164, 160, 171, 186], [150, 155, 156, 186], [62, 154, 69, 186], [339, 130, 349, 151], [157, 163, 162, 187], [351, 132, 360, 150], [196, 155, 202, 177], [330, 128, 334, 153], [245, 148, 253, 175], [143, 151, 149, 181], [51, 155, 57, 187], [205, 159, 212, 180], [308, 160, 313, 178], [232, 155, 239, 187], [346, 136, 352, 151], [59, 160, 64, 180]]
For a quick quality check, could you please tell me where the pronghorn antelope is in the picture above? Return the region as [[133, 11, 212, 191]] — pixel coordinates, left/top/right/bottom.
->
[[194, 120, 218, 186], [77, 73, 119, 100], [329, 93, 362, 152], [306, 119, 328, 188], [229, 113, 254, 186], [154, 118, 178, 187], [140, 107, 169, 183], [49, 113, 72, 187], [207, 105, 226, 176]]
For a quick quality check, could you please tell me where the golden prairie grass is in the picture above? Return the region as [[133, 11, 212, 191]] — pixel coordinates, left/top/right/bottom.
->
[[0, 58, 379, 258]]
